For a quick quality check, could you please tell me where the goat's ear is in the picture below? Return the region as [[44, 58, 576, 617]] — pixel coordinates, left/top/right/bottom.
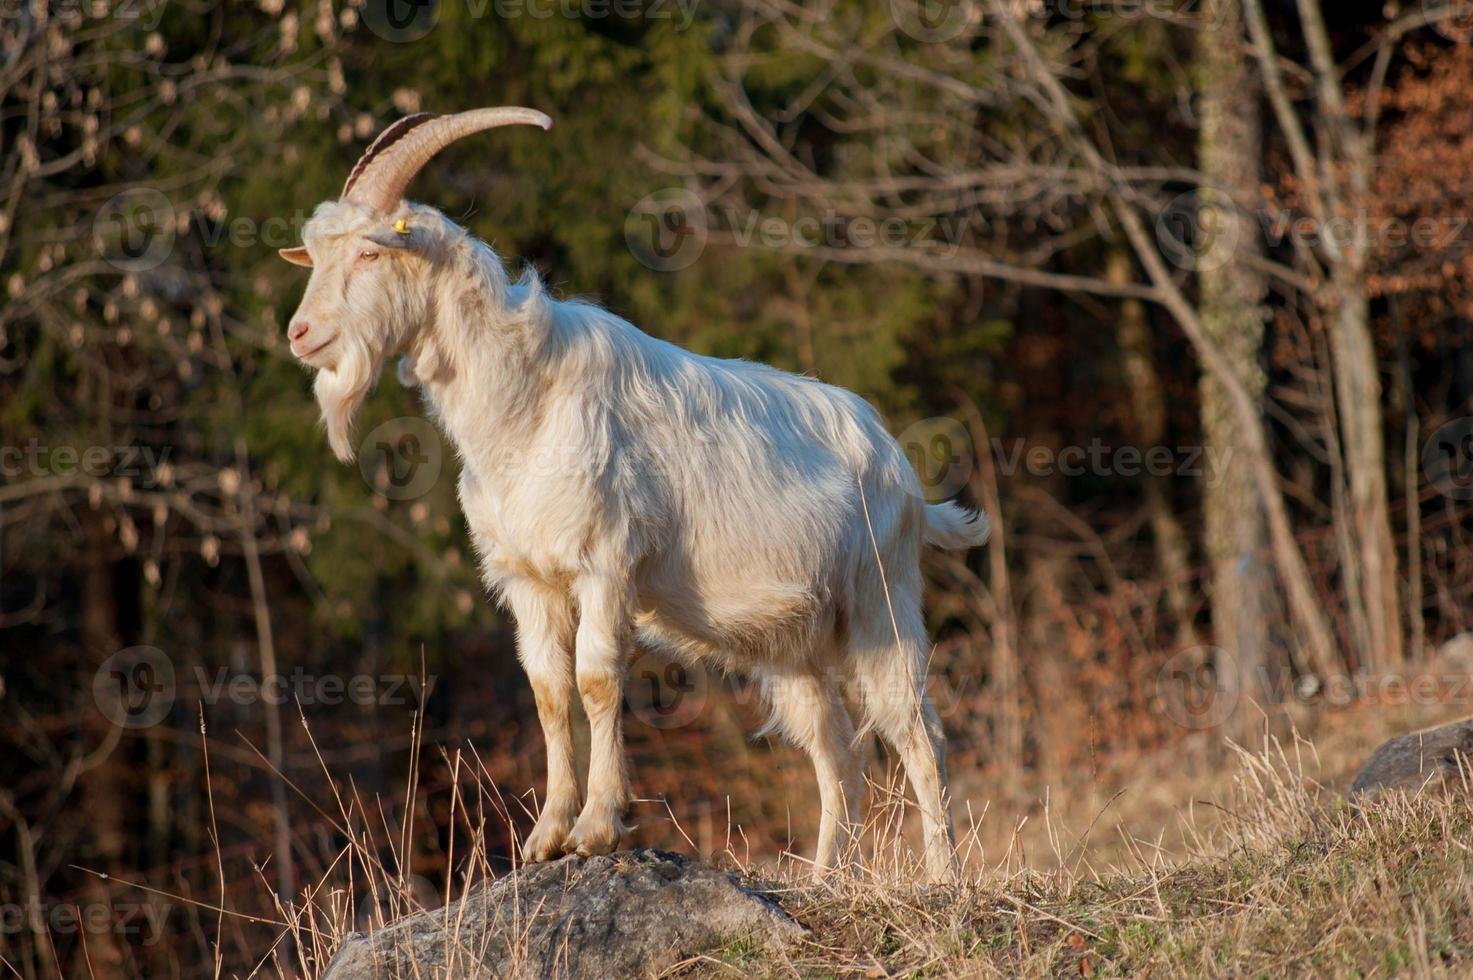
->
[[278, 246, 313, 268]]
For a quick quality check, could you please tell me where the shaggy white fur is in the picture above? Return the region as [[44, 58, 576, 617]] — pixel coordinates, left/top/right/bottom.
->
[[284, 198, 990, 880]]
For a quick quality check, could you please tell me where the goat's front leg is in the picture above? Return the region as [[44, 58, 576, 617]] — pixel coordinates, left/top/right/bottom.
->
[[505, 581, 581, 863], [563, 572, 633, 857]]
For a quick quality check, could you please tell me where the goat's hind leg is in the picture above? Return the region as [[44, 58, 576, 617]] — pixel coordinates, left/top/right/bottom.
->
[[765, 672, 863, 874], [854, 615, 958, 882]]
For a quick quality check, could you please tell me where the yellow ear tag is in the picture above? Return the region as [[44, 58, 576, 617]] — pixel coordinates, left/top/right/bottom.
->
[[393, 218, 410, 235]]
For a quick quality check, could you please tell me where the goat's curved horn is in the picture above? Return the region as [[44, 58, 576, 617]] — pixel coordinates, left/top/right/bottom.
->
[[342, 107, 554, 213]]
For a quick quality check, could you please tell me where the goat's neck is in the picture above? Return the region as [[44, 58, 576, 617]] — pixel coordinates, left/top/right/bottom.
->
[[416, 269, 551, 481]]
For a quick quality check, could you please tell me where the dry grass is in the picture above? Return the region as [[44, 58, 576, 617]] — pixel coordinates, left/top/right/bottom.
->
[[42, 686, 1469, 977], [676, 731, 1473, 978], [925, 695, 1473, 874], [226, 700, 1473, 979]]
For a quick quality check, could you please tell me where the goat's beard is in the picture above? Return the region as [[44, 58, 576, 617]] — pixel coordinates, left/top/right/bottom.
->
[[313, 341, 381, 463]]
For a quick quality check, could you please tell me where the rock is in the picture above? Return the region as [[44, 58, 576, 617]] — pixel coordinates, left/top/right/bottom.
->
[[1349, 719, 1473, 799], [320, 849, 802, 979]]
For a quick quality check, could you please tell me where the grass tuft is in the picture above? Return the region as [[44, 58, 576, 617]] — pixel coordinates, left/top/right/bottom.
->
[[664, 733, 1473, 978]]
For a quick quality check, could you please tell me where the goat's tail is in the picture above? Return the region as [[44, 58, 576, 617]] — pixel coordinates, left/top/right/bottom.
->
[[923, 501, 991, 549]]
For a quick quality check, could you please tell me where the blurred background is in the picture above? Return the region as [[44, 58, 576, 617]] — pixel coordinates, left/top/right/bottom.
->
[[5, 0, 1473, 975]]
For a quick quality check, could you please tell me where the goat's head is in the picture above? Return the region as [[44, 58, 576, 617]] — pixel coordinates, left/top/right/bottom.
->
[[278, 106, 553, 461]]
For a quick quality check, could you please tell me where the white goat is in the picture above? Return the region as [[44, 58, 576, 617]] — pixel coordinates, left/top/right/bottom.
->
[[278, 107, 990, 880]]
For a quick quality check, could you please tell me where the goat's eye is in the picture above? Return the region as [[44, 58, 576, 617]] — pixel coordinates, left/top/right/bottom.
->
[[359, 249, 379, 262]]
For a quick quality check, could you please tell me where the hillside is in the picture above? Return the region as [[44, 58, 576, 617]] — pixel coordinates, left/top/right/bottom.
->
[[712, 790, 1472, 977], [305, 730, 1473, 978]]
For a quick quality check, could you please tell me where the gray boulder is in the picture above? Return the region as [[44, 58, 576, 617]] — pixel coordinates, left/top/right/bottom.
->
[[1349, 719, 1473, 799], [320, 849, 802, 979]]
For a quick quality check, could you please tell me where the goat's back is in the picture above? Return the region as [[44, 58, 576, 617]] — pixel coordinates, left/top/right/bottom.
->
[[580, 311, 924, 666]]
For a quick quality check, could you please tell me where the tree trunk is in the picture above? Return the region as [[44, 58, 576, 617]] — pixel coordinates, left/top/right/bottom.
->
[[1109, 249, 1201, 650], [1288, 0, 1403, 672], [1198, 0, 1276, 741], [1395, 317, 1425, 662], [1329, 282, 1403, 672], [81, 518, 129, 977]]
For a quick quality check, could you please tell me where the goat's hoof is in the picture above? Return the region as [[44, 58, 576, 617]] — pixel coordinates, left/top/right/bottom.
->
[[522, 813, 577, 863], [561, 818, 621, 857]]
